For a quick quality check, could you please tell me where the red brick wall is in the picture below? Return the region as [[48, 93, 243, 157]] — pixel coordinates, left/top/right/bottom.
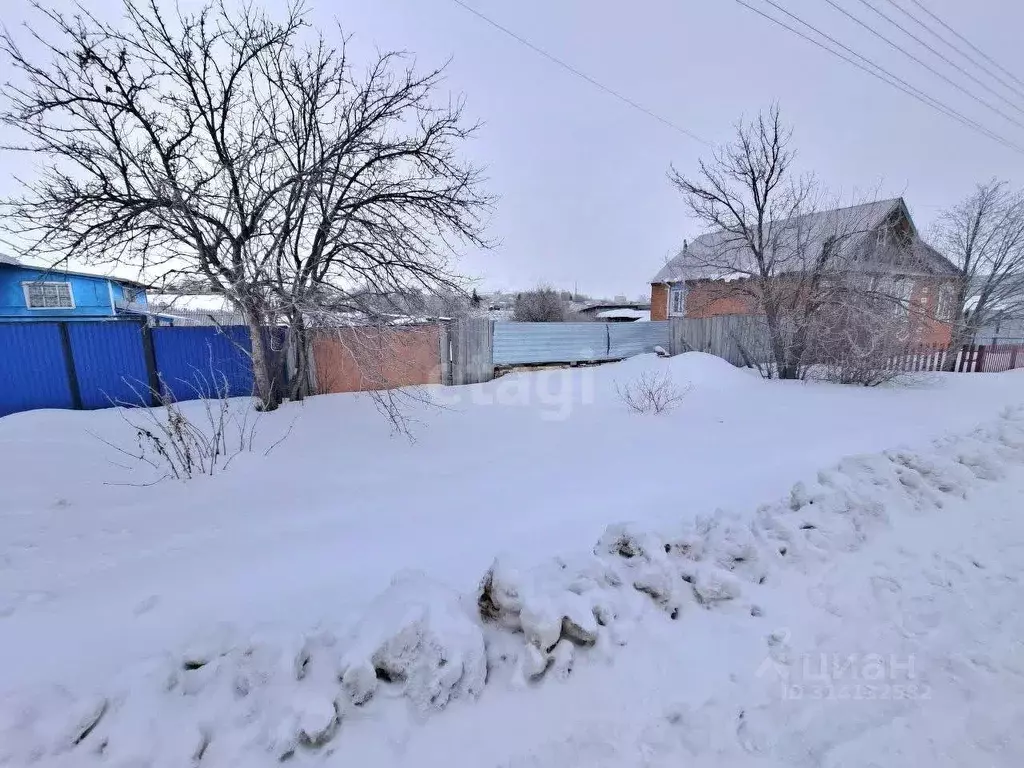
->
[[685, 281, 758, 318], [909, 279, 953, 346], [312, 325, 441, 394], [650, 283, 668, 321]]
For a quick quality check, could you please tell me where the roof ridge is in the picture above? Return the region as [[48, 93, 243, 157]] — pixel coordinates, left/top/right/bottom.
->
[[680, 198, 903, 248]]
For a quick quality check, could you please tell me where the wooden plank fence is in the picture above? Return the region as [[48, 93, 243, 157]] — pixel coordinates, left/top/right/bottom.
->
[[888, 342, 1020, 373], [448, 317, 494, 385], [669, 315, 772, 366], [668, 315, 1024, 374]]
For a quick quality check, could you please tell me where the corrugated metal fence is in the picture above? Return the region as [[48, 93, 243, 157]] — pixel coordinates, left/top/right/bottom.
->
[[492, 321, 669, 366], [2, 317, 705, 419], [0, 321, 257, 417]]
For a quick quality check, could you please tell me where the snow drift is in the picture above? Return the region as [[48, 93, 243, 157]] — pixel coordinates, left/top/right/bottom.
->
[[4, 405, 1024, 767]]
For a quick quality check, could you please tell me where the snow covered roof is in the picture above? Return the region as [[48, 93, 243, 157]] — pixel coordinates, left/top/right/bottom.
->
[[148, 293, 237, 313], [596, 308, 651, 321], [653, 198, 957, 284], [0, 255, 149, 287]]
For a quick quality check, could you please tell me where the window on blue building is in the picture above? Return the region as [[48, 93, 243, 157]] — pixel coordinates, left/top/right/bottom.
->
[[23, 281, 74, 309]]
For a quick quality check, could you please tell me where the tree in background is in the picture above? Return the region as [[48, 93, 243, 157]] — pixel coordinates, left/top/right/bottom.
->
[[513, 286, 570, 322], [669, 105, 913, 381], [0, 0, 490, 408], [932, 181, 1024, 369]]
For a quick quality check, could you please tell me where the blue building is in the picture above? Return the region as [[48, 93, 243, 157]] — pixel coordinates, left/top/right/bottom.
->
[[0, 255, 151, 322]]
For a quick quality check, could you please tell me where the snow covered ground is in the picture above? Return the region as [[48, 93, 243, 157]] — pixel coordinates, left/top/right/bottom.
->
[[2, 353, 1023, 766]]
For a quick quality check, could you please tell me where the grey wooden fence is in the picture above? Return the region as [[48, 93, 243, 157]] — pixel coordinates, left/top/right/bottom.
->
[[669, 315, 772, 366], [449, 317, 494, 385]]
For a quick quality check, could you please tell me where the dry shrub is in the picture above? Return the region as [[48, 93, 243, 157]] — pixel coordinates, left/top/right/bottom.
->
[[616, 370, 688, 414], [93, 370, 292, 482], [809, 296, 909, 387]]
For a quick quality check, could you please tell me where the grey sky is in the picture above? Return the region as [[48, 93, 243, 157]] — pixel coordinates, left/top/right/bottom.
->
[[3, 0, 1023, 297]]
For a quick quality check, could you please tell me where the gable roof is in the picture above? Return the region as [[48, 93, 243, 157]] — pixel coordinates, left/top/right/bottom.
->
[[0, 254, 148, 288], [653, 198, 957, 284]]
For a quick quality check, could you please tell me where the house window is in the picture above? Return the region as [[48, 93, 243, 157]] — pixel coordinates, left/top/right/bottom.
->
[[122, 286, 142, 304], [936, 285, 956, 321], [892, 277, 913, 314], [878, 276, 912, 314], [669, 285, 686, 315], [23, 281, 74, 309]]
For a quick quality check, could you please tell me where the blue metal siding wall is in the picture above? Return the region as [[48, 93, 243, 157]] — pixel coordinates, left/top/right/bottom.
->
[[493, 321, 670, 366], [0, 323, 74, 416], [0, 266, 117, 319], [68, 322, 150, 408], [152, 325, 254, 401]]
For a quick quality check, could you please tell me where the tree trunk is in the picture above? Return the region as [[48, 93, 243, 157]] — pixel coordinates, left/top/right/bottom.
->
[[764, 310, 790, 380], [942, 319, 973, 373], [288, 314, 310, 401], [243, 306, 280, 411]]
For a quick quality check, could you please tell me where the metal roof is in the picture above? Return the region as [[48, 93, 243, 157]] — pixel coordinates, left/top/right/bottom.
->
[[653, 198, 957, 284]]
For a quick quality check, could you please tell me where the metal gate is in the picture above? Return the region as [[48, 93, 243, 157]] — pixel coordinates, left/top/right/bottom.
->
[[492, 321, 669, 366]]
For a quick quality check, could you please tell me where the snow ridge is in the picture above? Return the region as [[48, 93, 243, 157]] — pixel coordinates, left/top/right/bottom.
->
[[3, 407, 1024, 767]]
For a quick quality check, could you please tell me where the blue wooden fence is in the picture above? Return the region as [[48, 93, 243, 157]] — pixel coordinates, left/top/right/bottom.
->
[[0, 321, 258, 418]]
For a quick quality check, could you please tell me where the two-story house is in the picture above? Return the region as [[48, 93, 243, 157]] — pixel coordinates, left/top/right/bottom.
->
[[0, 254, 152, 322], [650, 198, 959, 345]]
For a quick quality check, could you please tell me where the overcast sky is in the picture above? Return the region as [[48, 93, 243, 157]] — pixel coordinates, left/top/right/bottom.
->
[[3, 0, 1023, 298]]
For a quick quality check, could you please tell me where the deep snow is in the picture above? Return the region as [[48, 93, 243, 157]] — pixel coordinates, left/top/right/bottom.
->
[[2, 353, 1024, 766]]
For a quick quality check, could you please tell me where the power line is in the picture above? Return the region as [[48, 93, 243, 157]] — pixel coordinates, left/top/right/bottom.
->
[[880, 0, 1024, 102], [905, 0, 1024, 91], [450, 0, 1024, 158], [821, 0, 1024, 132], [448, 0, 710, 146], [733, 0, 1024, 155], [854, 0, 1024, 116], [749, 0, 988, 133]]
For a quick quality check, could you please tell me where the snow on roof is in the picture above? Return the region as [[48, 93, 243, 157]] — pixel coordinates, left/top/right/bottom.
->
[[0, 255, 149, 287], [596, 308, 651, 320], [148, 293, 237, 313], [652, 198, 957, 285]]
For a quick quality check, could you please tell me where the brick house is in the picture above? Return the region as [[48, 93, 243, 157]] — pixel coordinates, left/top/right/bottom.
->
[[650, 198, 958, 346]]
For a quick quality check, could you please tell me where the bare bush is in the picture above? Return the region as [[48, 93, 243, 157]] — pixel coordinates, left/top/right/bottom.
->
[[513, 287, 570, 322], [810, 291, 909, 386], [616, 371, 688, 414], [93, 373, 283, 481]]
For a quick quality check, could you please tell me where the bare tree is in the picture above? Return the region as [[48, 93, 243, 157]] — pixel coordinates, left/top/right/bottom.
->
[[254, 38, 490, 399], [932, 181, 1024, 369], [669, 106, 918, 380], [513, 286, 570, 322], [0, 0, 490, 408]]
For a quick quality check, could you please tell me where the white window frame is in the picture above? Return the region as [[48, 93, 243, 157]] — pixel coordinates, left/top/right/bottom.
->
[[22, 281, 75, 310], [936, 284, 956, 321], [890, 277, 913, 315], [669, 284, 687, 316]]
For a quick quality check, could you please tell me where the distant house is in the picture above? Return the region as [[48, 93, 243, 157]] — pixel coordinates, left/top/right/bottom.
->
[[649, 198, 959, 345], [0, 255, 152, 322]]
